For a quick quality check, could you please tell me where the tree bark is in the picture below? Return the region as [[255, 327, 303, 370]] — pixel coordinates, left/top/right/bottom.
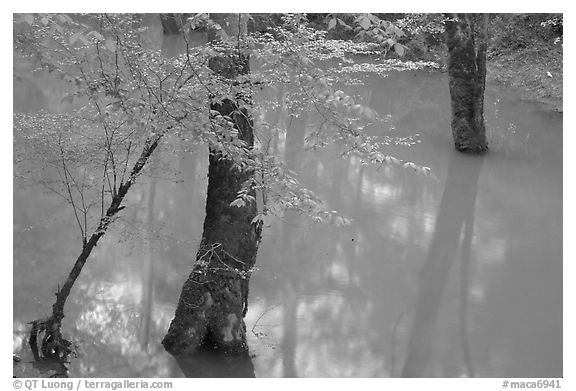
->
[[445, 13, 489, 153], [162, 14, 262, 361]]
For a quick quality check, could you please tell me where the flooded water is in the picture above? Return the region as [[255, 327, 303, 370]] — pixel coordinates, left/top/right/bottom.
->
[[13, 32, 562, 377]]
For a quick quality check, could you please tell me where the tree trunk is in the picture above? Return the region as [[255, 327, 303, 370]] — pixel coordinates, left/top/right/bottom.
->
[[162, 14, 262, 361], [445, 13, 489, 153]]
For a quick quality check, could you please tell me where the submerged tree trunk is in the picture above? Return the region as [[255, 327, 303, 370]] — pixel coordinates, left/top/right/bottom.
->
[[162, 14, 261, 363], [445, 13, 489, 153]]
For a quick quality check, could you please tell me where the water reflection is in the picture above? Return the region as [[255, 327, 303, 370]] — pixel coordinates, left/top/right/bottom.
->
[[14, 17, 562, 377], [247, 68, 561, 377], [402, 152, 484, 377], [175, 349, 255, 378]]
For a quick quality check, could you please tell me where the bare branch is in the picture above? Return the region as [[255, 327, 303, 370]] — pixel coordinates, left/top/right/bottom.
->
[[58, 132, 86, 245]]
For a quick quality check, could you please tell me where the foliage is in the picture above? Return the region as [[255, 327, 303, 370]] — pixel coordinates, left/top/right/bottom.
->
[[11, 11, 431, 364], [320, 13, 407, 57], [540, 16, 563, 44], [14, 13, 428, 232], [489, 13, 563, 52]]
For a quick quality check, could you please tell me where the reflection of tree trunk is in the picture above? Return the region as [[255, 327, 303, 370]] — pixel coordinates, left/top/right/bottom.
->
[[140, 167, 156, 351], [159, 13, 191, 35], [161, 33, 181, 58], [328, 146, 347, 210], [160, 14, 185, 58], [174, 348, 255, 378], [160, 14, 207, 58], [277, 110, 308, 378], [282, 284, 298, 377], [459, 213, 475, 377], [264, 83, 285, 155], [401, 152, 484, 377], [445, 13, 489, 153], [285, 111, 307, 168], [162, 15, 260, 374]]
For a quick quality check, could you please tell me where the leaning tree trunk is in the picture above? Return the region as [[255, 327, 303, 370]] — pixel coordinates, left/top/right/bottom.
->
[[445, 13, 489, 153], [162, 14, 261, 364], [28, 133, 162, 362]]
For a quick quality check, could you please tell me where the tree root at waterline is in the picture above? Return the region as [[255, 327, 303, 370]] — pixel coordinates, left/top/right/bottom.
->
[[162, 265, 252, 356], [27, 133, 162, 363], [29, 317, 73, 361]]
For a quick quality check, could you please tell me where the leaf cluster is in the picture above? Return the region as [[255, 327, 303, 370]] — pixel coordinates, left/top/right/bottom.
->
[[14, 13, 431, 231]]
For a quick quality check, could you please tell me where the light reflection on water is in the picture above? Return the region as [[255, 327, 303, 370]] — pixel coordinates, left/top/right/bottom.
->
[[13, 29, 561, 378], [248, 69, 561, 378]]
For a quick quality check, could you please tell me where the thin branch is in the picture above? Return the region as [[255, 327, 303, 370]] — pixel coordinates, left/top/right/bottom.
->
[[79, 168, 89, 236], [58, 132, 86, 245], [119, 140, 133, 186], [49, 130, 164, 327]]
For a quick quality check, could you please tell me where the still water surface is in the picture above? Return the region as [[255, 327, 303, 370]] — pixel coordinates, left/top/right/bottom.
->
[[13, 34, 562, 378]]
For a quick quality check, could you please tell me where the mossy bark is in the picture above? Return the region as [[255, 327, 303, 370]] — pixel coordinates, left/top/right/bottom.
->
[[445, 13, 489, 153], [162, 14, 261, 362]]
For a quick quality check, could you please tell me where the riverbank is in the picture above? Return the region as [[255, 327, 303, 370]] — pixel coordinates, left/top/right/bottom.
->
[[401, 43, 563, 112], [487, 45, 563, 112], [486, 13, 563, 112], [397, 14, 563, 112], [262, 14, 564, 111]]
